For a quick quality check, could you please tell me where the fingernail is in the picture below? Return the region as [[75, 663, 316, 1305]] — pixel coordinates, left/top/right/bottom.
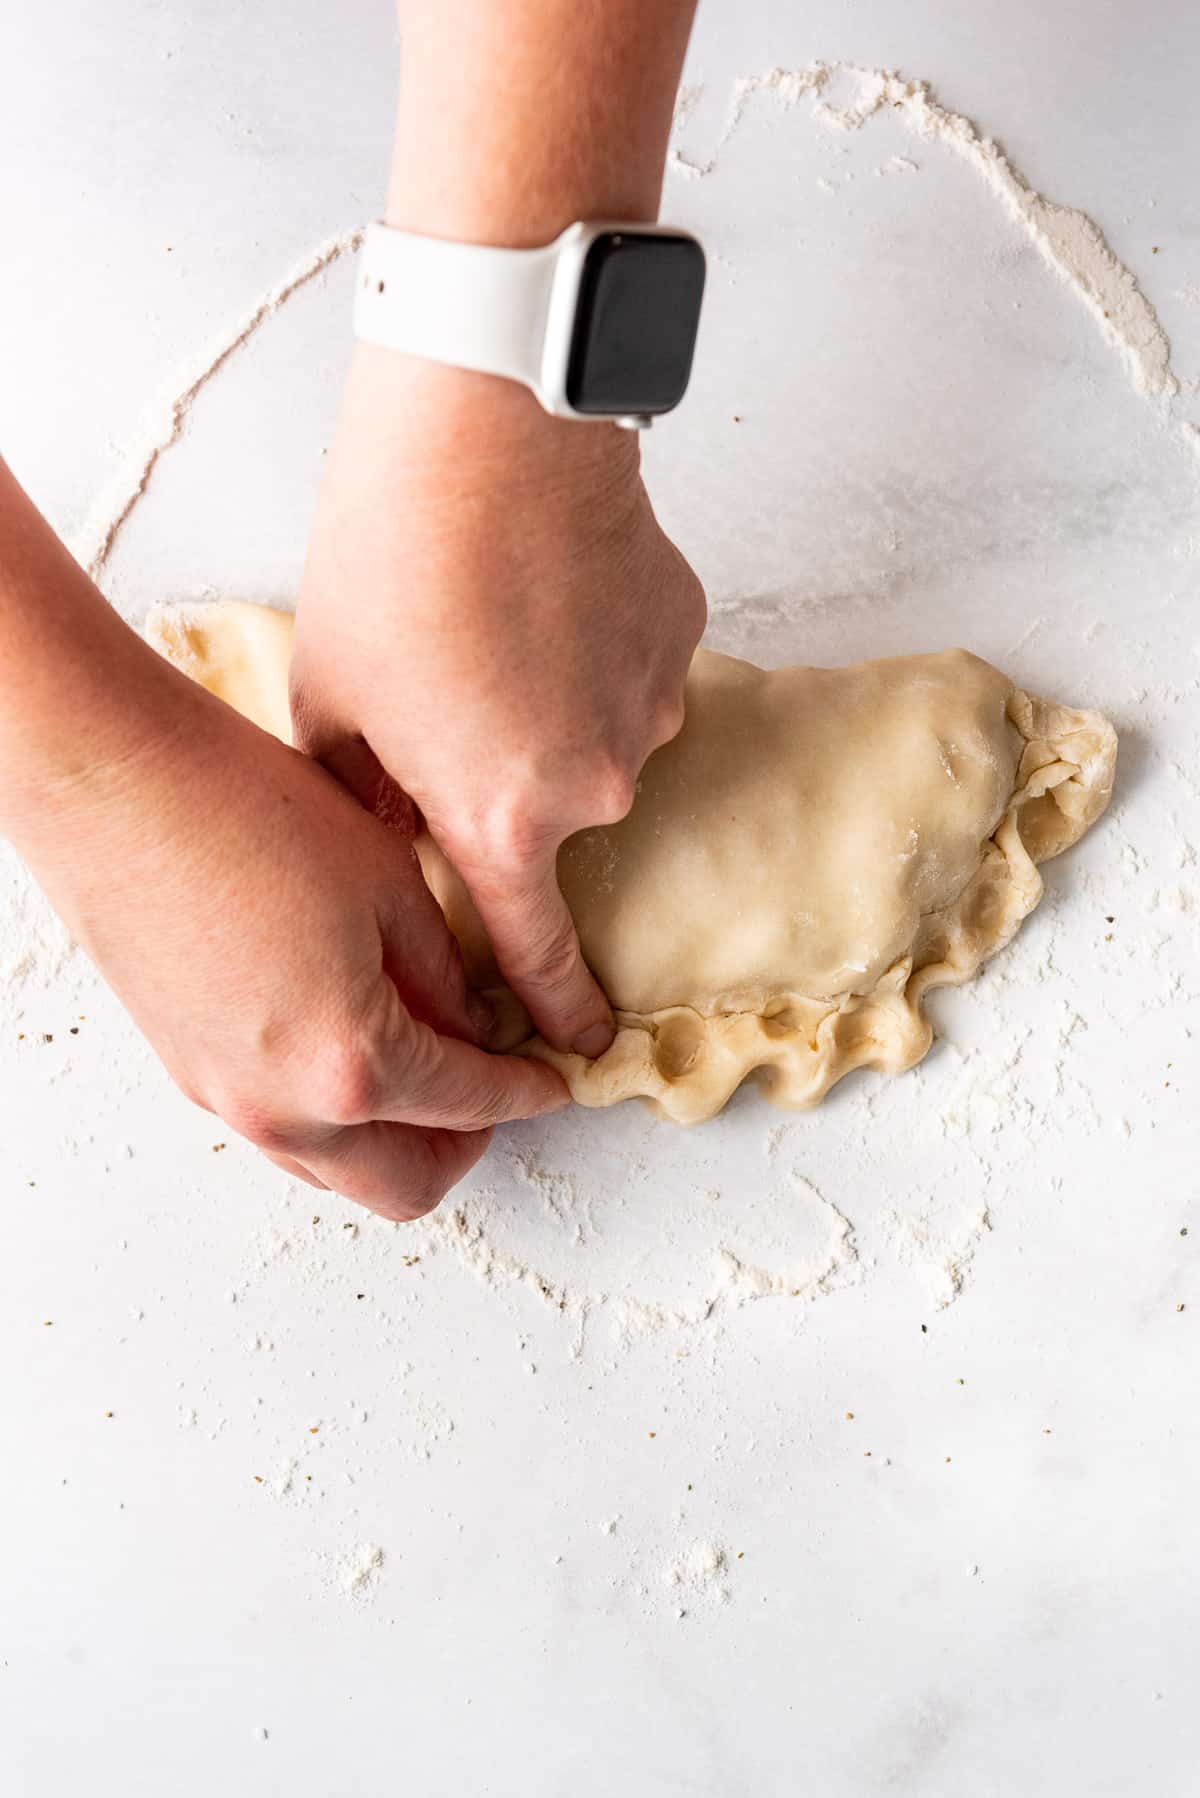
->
[[571, 1021, 615, 1060], [466, 993, 496, 1039]]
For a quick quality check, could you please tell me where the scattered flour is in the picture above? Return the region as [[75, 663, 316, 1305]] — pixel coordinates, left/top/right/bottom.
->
[[334, 1542, 385, 1601], [670, 63, 1187, 425], [884, 1204, 993, 1310], [68, 60, 1196, 625], [412, 1166, 860, 1347], [72, 228, 363, 585], [663, 1539, 733, 1613]]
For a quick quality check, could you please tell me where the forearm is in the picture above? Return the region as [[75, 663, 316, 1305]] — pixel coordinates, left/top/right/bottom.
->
[[388, 0, 697, 243], [0, 461, 191, 838]]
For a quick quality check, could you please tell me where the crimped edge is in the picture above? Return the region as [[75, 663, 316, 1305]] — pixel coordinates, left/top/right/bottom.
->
[[524, 687, 1117, 1123]]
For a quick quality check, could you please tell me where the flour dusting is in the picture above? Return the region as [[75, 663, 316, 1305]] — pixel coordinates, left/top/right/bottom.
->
[[73, 228, 363, 585], [671, 62, 1183, 415], [334, 1541, 385, 1600], [663, 1539, 734, 1613]]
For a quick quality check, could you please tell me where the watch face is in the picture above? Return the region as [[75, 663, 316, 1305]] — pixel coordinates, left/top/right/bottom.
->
[[566, 231, 706, 416]]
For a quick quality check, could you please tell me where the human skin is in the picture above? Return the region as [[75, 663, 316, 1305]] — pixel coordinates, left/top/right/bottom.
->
[[0, 461, 567, 1219], [291, 0, 706, 1064], [0, 0, 702, 1220]]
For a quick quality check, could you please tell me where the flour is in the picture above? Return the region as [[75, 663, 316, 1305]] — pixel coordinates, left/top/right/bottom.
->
[[407, 1164, 861, 1349], [68, 64, 1193, 615], [72, 228, 363, 587], [663, 1539, 733, 1613], [332, 1541, 385, 1600], [883, 1204, 992, 1310], [671, 62, 1187, 430]]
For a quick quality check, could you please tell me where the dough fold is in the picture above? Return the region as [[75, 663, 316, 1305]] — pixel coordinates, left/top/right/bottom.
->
[[147, 601, 1116, 1124]]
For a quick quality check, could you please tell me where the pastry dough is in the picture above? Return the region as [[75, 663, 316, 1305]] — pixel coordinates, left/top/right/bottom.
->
[[148, 601, 1116, 1124]]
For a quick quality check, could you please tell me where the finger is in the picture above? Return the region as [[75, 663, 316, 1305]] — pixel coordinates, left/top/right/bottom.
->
[[291, 673, 417, 833], [460, 854, 615, 1058], [377, 1012, 572, 1131], [316, 735, 418, 838], [376, 845, 495, 1046], [292, 692, 489, 1046], [262, 1150, 330, 1191], [302, 1119, 493, 1222]]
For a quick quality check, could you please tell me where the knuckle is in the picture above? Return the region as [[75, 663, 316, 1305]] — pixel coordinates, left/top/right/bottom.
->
[[474, 812, 556, 877], [650, 693, 687, 749], [365, 1191, 439, 1226], [314, 1044, 385, 1127], [218, 1093, 295, 1155], [685, 572, 707, 641], [171, 1074, 212, 1114], [449, 1088, 509, 1132], [357, 1145, 463, 1225], [393, 1181, 446, 1222], [588, 758, 639, 826], [389, 1015, 443, 1105]]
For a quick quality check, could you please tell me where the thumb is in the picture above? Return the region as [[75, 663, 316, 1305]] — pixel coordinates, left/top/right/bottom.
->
[[456, 850, 615, 1059], [373, 1006, 573, 1132], [375, 836, 496, 1046]]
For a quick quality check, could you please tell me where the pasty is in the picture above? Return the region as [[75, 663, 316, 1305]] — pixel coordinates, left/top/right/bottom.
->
[[148, 602, 1116, 1124]]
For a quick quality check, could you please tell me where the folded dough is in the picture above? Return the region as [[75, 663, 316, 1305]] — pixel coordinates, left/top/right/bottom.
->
[[147, 601, 1116, 1124]]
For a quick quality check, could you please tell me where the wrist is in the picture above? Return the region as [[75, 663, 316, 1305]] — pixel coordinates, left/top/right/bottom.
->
[[341, 342, 642, 492]]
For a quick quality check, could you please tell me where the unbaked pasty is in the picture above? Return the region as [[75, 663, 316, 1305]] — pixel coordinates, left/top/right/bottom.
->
[[148, 601, 1116, 1124]]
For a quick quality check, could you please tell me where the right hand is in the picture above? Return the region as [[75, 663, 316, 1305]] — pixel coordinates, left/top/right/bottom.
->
[[291, 352, 706, 1063], [3, 598, 567, 1221]]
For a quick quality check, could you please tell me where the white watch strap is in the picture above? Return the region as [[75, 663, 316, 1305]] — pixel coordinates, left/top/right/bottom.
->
[[353, 221, 559, 393]]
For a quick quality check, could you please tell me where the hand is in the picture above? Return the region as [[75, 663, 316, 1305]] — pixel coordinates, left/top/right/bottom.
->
[[291, 349, 706, 1054], [0, 534, 567, 1220]]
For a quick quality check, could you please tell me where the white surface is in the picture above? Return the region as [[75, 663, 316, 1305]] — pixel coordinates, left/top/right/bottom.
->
[[2, 3, 1199, 1794]]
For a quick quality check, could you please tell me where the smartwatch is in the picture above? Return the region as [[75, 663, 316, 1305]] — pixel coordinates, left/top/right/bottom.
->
[[353, 220, 706, 429]]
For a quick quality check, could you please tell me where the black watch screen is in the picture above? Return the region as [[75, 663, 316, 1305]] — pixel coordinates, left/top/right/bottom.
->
[[565, 230, 706, 417]]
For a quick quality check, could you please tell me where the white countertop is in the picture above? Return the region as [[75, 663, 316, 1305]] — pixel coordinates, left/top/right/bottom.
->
[[2, 3, 1198, 1793]]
